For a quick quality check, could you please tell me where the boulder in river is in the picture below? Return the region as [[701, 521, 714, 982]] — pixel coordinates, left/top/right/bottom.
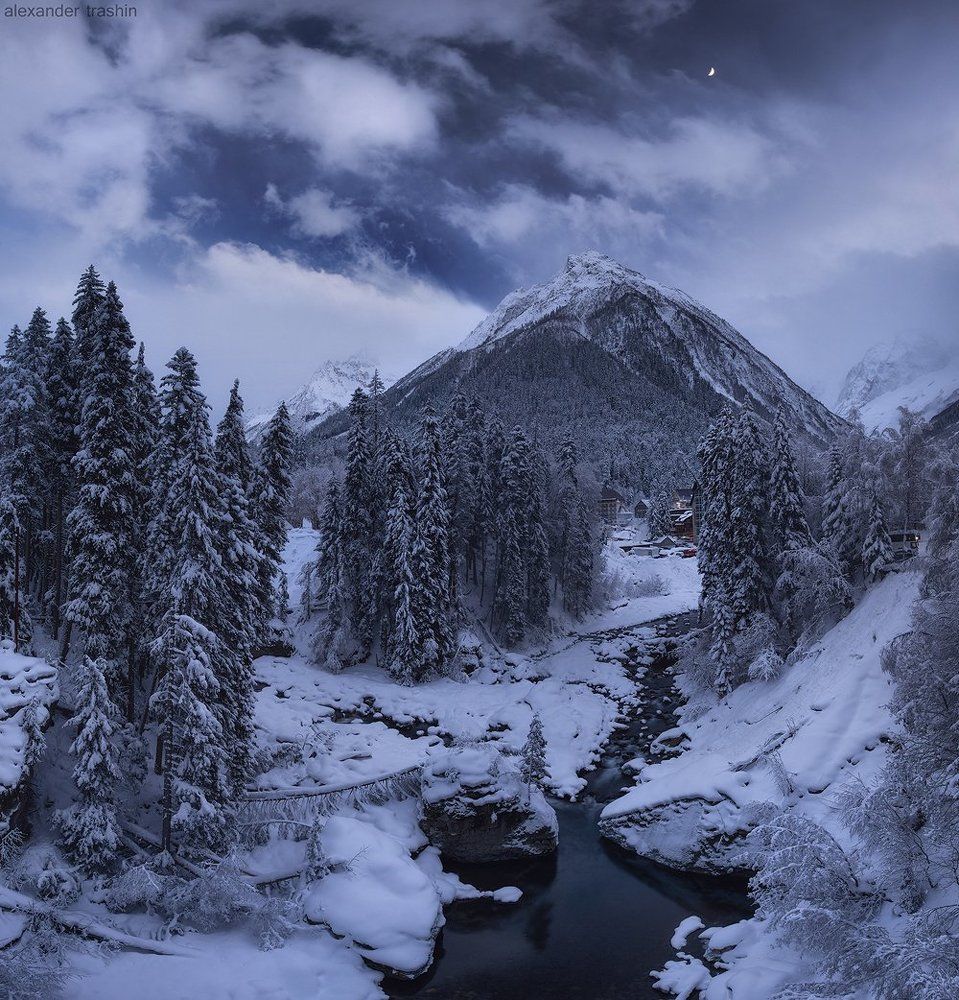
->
[[420, 744, 558, 863]]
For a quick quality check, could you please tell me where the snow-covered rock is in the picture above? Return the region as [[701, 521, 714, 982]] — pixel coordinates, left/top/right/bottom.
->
[[420, 744, 558, 863], [0, 643, 57, 834], [303, 804, 443, 979], [246, 353, 394, 444], [835, 336, 959, 431], [600, 572, 919, 873]]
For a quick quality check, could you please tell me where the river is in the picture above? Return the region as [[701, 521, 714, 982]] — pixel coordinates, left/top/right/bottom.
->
[[386, 624, 752, 999]]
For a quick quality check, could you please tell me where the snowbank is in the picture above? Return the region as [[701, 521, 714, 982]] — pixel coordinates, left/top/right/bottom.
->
[[304, 801, 443, 978], [0, 644, 57, 829], [602, 571, 919, 871]]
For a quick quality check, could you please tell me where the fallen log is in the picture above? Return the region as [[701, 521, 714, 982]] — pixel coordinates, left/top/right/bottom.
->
[[0, 886, 195, 957]]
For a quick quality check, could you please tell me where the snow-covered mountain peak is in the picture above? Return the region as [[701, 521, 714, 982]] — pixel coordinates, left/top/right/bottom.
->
[[246, 353, 393, 442], [456, 251, 701, 353], [835, 336, 959, 430]]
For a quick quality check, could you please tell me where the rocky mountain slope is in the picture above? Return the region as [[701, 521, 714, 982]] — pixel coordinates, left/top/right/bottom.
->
[[306, 252, 843, 489], [247, 354, 393, 444]]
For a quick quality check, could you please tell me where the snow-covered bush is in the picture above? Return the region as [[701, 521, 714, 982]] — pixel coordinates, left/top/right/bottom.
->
[[163, 856, 262, 932], [0, 919, 70, 1000], [602, 566, 669, 601], [104, 863, 185, 914]]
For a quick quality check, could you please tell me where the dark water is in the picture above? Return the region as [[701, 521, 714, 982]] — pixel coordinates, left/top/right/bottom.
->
[[386, 653, 752, 1000]]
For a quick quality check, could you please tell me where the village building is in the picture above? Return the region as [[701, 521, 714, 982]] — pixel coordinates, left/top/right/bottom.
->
[[598, 486, 628, 525]]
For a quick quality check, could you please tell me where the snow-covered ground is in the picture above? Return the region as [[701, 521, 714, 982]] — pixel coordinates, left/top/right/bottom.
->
[[599, 571, 921, 996], [60, 529, 700, 999]]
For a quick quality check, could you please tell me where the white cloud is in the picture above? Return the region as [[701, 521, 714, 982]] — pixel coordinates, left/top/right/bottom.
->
[[0, 11, 439, 248], [130, 242, 485, 413], [512, 115, 791, 201], [447, 184, 664, 252], [264, 184, 360, 239]]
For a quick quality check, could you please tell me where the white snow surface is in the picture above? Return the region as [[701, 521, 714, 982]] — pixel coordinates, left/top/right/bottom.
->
[[835, 336, 959, 430], [0, 643, 57, 802], [246, 353, 394, 442], [603, 571, 918, 837]]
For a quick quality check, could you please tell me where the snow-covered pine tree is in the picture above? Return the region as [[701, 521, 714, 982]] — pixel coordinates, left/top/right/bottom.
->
[[729, 406, 772, 627], [384, 474, 419, 685], [462, 396, 489, 586], [821, 442, 855, 578], [338, 389, 376, 653], [44, 318, 79, 636], [70, 264, 106, 380], [525, 446, 552, 628], [215, 380, 255, 494], [56, 656, 122, 871], [411, 408, 455, 677], [493, 506, 526, 646], [252, 401, 294, 635], [213, 383, 261, 793], [646, 488, 672, 538], [770, 409, 811, 553], [14, 308, 54, 599], [696, 408, 742, 690], [862, 489, 893, 584], [63, 282, 138, 688], [0, 494, 31, 648], [313, 479, 349, 671], [556, 437, 593, 618], [153, 614, 231, 854], [149, 349, 234, 852], [483, 415, 507, 599], [521, 713, 547, 795], [696, 409, 736, 622]]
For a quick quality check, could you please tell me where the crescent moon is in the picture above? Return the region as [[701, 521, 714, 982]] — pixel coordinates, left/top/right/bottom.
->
[[707, 67, 716, 77]]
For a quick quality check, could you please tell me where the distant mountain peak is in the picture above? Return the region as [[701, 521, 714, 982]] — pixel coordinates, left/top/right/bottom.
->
[[836, 336, 959, 430], [246, 352, 393, 442]]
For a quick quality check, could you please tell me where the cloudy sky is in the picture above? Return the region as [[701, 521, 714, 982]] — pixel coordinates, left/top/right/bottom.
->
[[1, 0, 957, 414]]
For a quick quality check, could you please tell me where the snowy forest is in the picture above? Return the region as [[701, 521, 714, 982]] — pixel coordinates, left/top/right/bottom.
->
[[0, 261, 958, 1000]]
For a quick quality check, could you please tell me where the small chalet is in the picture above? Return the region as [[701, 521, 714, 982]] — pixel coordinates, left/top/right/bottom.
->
[[598, 486, 627, 525], [668, 484, 702, 543], [633, 497, 649, 519]]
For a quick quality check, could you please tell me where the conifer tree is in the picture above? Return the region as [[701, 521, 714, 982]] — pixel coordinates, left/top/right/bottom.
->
[[215, 381, 255, 492], [770, 409, 811, 553], [822, 444, 849, 555], [338, 389, 376, 652], [313, 479, 349, 671], [56, 656, 122, 871], [252, 401, 294, 636], [44, 318, 79, 635], [213, 383, 261, 792], [0, 494, 31, 649], [521, 713, 547, 796], [71, 265, 106, 377], [494, 507, 526, 645], [149, 349, 234, 851], [556, 437, 593, 618], [862, 490, 893, 584], [411, 408, 454, 675], [63, 281, 138, 684], [729, 406, 772, 626], [647, 489, 672, 538]]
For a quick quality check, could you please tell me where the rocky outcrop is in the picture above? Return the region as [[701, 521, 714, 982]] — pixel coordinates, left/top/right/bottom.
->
[[420, 744, 558, 863]]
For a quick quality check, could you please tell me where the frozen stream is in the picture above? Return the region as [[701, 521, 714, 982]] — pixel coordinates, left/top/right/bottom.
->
[[386, 625, 752, 999]]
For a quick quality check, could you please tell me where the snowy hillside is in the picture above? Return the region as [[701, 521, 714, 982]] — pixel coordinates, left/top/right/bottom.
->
[[600, 570, 918, 872], [835, 337, 959, 430], [246, 355, 393, 443]]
